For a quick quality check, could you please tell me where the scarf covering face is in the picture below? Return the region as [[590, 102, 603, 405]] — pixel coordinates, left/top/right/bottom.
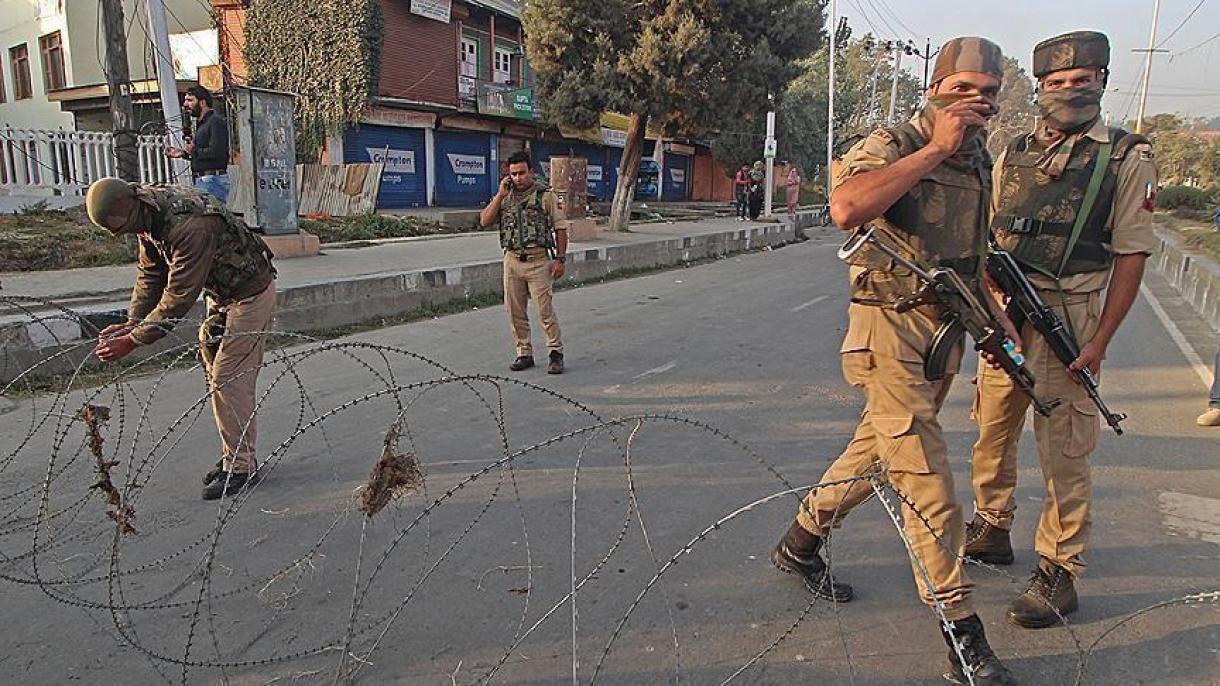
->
[[920, 92, 996, 168], [1032, 82, 1105, 178], [1037, 81, 1104, 133]]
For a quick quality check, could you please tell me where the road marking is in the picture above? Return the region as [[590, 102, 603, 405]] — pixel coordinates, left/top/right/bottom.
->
[[631, 360, 677, 381], [1139, 283, 1214, 389], [1159, 492, 1220, 544], [790, 295, 829, 313]]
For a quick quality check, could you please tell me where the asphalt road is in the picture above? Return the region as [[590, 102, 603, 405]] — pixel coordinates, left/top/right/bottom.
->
[[1, 231, 1217, 685]]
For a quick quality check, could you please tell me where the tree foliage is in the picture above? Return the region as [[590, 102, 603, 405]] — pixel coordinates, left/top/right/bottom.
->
[[1129, 113, 1220, 188], [711, 27, 921, 188], [524, 0, 825, 229], [985, 56, 1037, 157], [244, 0, 383, 161]]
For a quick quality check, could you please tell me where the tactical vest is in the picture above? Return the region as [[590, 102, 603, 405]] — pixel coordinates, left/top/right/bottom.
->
[[991, 128, 1147, 278], [146, 186, 275, 303], [499, 186, 555, 252], [847, 123, 991, 305]]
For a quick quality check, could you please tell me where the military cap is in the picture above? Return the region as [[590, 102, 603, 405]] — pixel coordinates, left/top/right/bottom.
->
[[930, 37, 1004, 86], [85, 177, 137, 231], [1033, 31, 1109, 78]]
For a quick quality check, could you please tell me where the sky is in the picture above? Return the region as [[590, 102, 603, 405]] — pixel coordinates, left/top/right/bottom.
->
[[835, 0, 1220, 124]]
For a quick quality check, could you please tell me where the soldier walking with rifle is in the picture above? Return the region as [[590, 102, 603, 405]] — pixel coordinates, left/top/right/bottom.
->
[[966, 32, 1158, 629], [769, 38, 1020, 686]]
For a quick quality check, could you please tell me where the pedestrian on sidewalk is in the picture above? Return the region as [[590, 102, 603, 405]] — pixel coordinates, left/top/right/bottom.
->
[[785, 164, 801, 216], [85, 177, 276, 500], [967, 31, 1158, 631], [166, 85, 231, 204], [1199, 348, 1220, 426], [747, 161, 765, 220], [479, 151, 568, 374], [734, 163, 751, 220], [770, 37, 1017, 686]]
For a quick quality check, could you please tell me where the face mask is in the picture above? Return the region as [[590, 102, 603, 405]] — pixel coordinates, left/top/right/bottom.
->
[[921, 93, 997, 163], [1037, 82, 1103, 133]]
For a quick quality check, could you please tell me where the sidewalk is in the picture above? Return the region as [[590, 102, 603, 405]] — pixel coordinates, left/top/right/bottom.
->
[[1, 216, 805, 381]]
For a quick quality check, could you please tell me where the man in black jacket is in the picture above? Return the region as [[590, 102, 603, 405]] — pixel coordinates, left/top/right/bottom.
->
[[167, 85, 231, 203]]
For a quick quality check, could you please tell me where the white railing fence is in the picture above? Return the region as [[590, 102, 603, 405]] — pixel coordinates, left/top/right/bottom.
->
[[0, 127, 179, 195]]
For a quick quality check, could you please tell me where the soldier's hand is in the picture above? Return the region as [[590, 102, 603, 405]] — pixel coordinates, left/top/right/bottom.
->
[[549, 260, 566, 280], [98, 322, 134, 340], [165, 147, 184, 159], [1068, 339, 1105, 380], [95, 334, 138, 362], [928, 99, 992, 157]]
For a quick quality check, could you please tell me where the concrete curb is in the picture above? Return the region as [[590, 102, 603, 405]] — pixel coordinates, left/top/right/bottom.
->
[[1, 222, 798, 383], [1152, 226, 1220, 332]]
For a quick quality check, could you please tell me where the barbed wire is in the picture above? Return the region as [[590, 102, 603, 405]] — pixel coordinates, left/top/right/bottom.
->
[[0, 294, 1216, 684]]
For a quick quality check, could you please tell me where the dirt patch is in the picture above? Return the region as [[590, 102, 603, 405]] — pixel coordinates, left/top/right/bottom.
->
[[299, 214, 459, 244], [0, 204, 134, 272], [1157, 212, 1220, 263]]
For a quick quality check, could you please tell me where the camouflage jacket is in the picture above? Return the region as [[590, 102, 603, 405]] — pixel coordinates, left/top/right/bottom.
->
[[128, 186, 274, 345], [499, 184, 556, 252]]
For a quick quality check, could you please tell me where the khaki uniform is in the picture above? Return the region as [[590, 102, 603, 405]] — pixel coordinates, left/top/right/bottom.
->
[[794, 116, 983, 621], [128, 189, 276, 474], [500, 184, 565, 357], [971, 118, 1157, 574]]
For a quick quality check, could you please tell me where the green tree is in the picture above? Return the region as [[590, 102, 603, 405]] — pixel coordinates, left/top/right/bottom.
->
[[244, 0, 384, 161], [985, 56, 1037, 157], [710, 29, 920, 196], [524, 0, 825, 230]]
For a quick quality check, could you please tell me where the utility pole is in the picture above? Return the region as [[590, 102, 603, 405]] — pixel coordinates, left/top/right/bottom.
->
[[146, 0, 191, 182], [887, 41, 903, 124], [827, 0, 837, 199], [922, 38, 936, 92], [100, 0, 138, 182], [1134, 0, 1163, 134], [865, 40, 881, 125], [764, 107, 776, 216]]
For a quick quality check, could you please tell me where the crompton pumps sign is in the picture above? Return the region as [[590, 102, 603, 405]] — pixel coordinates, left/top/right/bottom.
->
[[367, 148, 416, 174], [447, 153, 486, 185]]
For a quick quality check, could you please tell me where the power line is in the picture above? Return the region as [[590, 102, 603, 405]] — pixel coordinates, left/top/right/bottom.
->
[[871, 0, 922, 42], [1172, 30, 1220, 57], [1155, 0, 1207, 49]]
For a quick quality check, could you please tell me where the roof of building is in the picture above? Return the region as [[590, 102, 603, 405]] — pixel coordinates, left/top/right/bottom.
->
[[467, 0, 522, 19]]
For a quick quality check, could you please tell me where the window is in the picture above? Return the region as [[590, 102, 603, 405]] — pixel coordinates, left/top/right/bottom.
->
[[460, 37, 479, 79], [494, 47, 513, 84], [9, 44, 32, 100], [0, 62, 6, 103], [39, 32, 65, 92]]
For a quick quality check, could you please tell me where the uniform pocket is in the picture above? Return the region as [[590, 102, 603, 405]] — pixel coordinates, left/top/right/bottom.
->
[[873, 414, 932, 474], [1064, 399, 1099, 459]]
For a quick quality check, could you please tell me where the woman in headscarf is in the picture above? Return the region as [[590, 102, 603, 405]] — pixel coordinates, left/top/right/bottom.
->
[[785, 164, 801, 216]]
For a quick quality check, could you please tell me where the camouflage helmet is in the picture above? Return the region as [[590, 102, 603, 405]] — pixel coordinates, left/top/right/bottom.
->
[[930, 37, 1004, 86], [1033, 31, 1109, 79], [85, 177, 137, 231]]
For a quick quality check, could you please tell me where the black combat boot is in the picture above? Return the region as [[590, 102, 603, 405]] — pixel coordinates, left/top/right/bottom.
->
[[1007, 557, 1078, 628], [201, 470, 258, 500], [509, 355, 535, 372], [547, 351, 564, 375], [964, 514, 1014, 565], [942, 614, 1018, 685], [770, 521, 853, 602], [201, 459, 224, 485]]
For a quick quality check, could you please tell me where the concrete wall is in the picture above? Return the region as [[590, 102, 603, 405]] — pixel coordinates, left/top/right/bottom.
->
[[1153, 227, 1220, 332]]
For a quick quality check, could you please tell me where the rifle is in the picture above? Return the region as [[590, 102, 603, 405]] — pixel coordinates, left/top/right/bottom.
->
[[839, 228, 1061, 417], [986, 248, 1127, 435]]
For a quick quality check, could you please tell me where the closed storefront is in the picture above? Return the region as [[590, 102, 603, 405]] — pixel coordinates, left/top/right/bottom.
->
[[663, 143, 693, 201], [343, 124, 428, 209], [435, 130, 495, 206]]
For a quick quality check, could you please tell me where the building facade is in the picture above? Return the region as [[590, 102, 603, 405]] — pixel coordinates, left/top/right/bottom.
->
[[0, 0, 215, 131], [214, 0, 732, 210]]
